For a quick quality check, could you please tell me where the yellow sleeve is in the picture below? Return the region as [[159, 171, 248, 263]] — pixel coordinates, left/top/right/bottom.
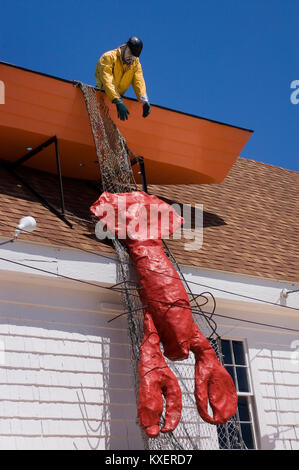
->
[[95, 52, 120, 102], [132, 61, 147, 101]]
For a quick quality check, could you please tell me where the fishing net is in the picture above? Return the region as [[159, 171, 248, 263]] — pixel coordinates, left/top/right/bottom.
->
[[76, 82, 246, 450]]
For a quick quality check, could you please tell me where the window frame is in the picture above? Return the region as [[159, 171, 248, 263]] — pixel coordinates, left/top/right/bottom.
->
[[220, 337, 259, 449]]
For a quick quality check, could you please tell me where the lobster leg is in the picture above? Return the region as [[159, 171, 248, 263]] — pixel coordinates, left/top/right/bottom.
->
[[190, 322, 238, 424], [138, 311, 182, 437]]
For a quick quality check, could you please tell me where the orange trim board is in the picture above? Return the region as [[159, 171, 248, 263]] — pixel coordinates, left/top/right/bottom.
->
[[0, 62, 253, 184]]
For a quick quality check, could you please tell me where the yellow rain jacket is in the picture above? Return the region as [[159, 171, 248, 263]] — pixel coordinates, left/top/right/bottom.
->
[[95, 47, 147, 102]]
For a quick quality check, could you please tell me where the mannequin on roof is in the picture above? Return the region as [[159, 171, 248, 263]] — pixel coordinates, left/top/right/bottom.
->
[[95, 37, 151, 121]]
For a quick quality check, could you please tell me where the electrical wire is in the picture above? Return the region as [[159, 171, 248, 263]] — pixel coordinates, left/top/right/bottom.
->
[[0, 239, 14, 246], [0, 254, 299, 333], [0, 220, 298, 312], [0, 255, 126, 294], [206, 312, 299, 333], [0, 221, 218, 335]]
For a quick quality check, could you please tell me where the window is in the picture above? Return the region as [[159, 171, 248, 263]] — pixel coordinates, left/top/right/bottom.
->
[[218, 339, 257, 449]]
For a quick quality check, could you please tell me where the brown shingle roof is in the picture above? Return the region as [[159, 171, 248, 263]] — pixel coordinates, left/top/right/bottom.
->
[[0, 157, 298, 283]]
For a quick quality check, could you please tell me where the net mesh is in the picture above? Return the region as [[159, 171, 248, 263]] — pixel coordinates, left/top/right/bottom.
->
[[76, 82, 246, 450]]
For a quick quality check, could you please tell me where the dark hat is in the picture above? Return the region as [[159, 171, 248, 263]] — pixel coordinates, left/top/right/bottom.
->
[[126, 37, 143, 57]]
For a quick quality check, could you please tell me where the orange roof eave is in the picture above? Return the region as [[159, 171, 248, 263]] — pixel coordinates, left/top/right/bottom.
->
[[0, 61, 253, 184]]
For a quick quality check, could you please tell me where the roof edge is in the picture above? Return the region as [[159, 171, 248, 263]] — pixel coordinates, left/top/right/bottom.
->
[[0, 60, 254, 133]]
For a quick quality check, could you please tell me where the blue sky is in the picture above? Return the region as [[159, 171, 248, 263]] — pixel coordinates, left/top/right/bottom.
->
[[1, 0, 298, 171]]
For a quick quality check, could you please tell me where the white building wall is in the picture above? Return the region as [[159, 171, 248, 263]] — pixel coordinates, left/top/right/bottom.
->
[[0, 238, 298, 450], [248, 329, 299, 450], [0, 275, 143, 450]]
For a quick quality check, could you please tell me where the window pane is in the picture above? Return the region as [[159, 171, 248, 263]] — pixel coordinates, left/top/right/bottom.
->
[[236, 367, 250, 392], [238, 396, 250, 421], [233, 341, 246, 365], [240, 423, 255, 449], [221, 340, 233, 364], [225, 366, 236, 387]]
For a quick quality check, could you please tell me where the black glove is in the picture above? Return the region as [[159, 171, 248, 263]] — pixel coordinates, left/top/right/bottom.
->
[[143, 101, 151, 118], [113, 98, 130, 121]]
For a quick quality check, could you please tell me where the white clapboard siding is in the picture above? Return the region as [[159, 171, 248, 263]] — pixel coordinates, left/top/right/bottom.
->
[[254, 342, 299, 449], [216, 315, 299, 451], [0, 276, 144, 450]]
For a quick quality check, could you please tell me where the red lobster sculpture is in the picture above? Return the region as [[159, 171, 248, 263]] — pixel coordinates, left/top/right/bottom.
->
[[91, 191, 237, 438]]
